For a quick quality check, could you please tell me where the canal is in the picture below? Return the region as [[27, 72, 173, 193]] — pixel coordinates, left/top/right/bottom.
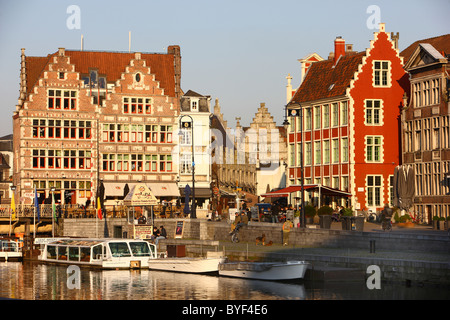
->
[[1, 261, 449, 301]]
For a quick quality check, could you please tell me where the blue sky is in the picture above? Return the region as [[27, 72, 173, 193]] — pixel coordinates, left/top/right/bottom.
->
[[0, 0, 448, 136]]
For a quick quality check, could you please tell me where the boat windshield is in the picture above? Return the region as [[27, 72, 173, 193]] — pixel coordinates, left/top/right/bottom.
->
[[129, 242, 152, 257], [108, 242, 131, 257]]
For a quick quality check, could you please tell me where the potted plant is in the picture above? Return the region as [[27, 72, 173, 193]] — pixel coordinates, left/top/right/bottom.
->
[[397, 214, 415, 228], [318, 206, 333, 229], [439, 217, 446, 231], [341, 208, 354, 230], [432, 216, 440, 230], [304, 205, 316, 225]]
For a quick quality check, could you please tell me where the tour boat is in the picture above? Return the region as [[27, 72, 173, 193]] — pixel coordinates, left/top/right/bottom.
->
[[218, 260, 309, 281], [147, 251, 226, 274], [37, 238, 157, 269], [0, 237, 22, 262]]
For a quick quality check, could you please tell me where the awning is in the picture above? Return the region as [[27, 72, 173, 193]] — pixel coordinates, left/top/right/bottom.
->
[[104, 183, 126, 197], [147, 183, 180, 198], [105, 182, 180, 198], [261, 184, 351, 198]]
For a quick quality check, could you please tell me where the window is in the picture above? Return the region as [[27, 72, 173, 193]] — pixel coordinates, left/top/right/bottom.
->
[[314, 106, 321, 129], [159, 125, 172, 143], [365, 100, 382, 125], [332, 139, 339, 163], [332, 103, 339, 127], [191, 99, 198, 111], [33, 119, 46, 138], [340, 102, 348, 125], [322, 105, 329, 128], [367, 175, 382, 207], [414, 119, 422, 151], [123, 97, 152, 114], [314, 141, 321, 164], [366, 136, 382, 162], [305, 142, 312, 166], [102, 154, 115, 171], [145, 125, 158, 143], [323, 140, 330, 164], [180, 126, 192, 145], [341, 138, 348, 162], [373, 61, 390, 87], [48, 89, 77, 110], [159, 155, 172, 172], [305, 108, 312, 130], [32, 150, 46, 168], [131, 154, 143, 171], [180, 154, 192, 174], [431, 79, 440, 105]]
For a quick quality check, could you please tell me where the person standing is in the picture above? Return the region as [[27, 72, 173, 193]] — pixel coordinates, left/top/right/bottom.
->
[[282, 219, 293, 246]]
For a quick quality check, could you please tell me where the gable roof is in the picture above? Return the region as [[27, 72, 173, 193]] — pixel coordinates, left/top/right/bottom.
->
[[291, 52, 365, 104], [400, 34, 450, 64], [25, 50, 177, 97]]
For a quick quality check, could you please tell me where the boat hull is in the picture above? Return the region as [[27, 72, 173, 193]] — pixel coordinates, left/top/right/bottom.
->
[[148, 257, 226, 274], [218, 261, 309, 280], [0, 252, 22, 262]]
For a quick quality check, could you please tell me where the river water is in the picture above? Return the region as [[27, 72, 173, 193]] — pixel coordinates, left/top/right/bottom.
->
[[0, 262, 449, 301]]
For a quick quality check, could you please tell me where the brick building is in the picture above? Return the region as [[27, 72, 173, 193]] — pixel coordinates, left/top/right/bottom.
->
[[286, 23, 409, 211], [12, 46, 181, 206], [400, 34, 450, 222]]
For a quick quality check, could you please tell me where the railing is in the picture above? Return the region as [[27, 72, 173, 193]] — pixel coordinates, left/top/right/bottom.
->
[[0, 204, 185, 219], [0, 204, 128, 219]]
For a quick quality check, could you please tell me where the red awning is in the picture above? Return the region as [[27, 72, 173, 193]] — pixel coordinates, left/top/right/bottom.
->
[[261, 185, 351, 198]]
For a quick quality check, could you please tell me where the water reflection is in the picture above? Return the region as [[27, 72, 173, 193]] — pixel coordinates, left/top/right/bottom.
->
[[0, 262, 306, 300], [1, 262, 448, 300]]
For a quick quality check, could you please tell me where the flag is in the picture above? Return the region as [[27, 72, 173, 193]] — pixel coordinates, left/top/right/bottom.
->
[[34, 187, 40, 223], [97, 197, 103, 220], [52, 191, 57, 223], [11, 190, 16, 220]]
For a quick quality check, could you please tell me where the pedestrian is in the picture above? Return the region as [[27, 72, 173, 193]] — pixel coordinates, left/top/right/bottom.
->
[[155, 225, 167, 245], [282, 219, 293, 246]]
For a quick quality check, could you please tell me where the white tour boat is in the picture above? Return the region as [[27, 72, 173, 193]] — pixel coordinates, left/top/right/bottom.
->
[[218, 260, 309, 281], [37, 238, 157, 269], [147, 251, 226, 274], [0, 238, 22, 262]]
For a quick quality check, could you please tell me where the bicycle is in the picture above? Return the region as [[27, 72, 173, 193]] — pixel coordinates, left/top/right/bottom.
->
[[382, 219, 392, 231]]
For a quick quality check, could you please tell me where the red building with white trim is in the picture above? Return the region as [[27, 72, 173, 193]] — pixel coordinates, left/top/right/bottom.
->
[[286, 23, 409, 212]]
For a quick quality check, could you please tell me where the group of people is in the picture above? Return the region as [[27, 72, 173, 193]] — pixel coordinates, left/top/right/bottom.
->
[[151, 225, 167, 245]]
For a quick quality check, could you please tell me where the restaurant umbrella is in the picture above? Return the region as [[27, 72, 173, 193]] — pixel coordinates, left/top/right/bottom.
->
[[183, 184, 191, 216], [393, 165, 415, 214]]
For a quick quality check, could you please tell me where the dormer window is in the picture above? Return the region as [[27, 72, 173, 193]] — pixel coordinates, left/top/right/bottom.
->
[[190, 99, 199, 112]]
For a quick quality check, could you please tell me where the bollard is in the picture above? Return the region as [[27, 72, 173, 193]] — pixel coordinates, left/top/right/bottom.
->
[[369, 240, 376, 253]]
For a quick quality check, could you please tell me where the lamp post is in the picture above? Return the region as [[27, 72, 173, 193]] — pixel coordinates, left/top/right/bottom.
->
[[179, 115, 196, 219]]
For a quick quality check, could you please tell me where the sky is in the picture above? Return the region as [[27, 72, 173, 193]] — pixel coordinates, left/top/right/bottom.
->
[[0, 0, 449, 137]]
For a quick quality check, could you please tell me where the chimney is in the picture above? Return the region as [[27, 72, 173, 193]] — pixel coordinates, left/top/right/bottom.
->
[[334, 36, 345, 65]]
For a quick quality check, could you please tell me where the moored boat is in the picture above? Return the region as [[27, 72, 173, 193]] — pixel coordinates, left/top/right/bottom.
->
[[37, 238, 157, 269], [218, 260, 309, 281], [0, 237, 22, 262], [147, 251, 226, 274]]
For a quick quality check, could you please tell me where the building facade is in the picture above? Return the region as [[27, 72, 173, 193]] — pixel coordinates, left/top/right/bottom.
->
[[287, 23, 409, 211], [178, 90, 212, 216], [400, 34, 450, 222], [13, 46, 181, 206]]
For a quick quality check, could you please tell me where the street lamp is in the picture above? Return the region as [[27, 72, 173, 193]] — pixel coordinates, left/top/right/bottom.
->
[[179, 115, 196, 219]]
